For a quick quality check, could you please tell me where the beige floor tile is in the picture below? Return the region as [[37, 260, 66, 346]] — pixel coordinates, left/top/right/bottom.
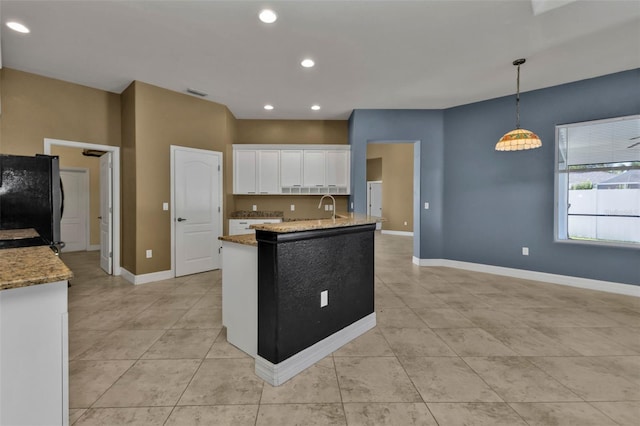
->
[[334, 357, 421, 403], [534, 327, 638, 356], [142, 329, 219, 359], [585, 327, 640, 353], [69, 408, 86, 425], [432, 293, 492, 310], [70, 309, 136, 331], [376, 307, 427, 328], [401, 357, 502, 403], [73, 407, 172, 426], [260, 357, 341, 403], [69, 330, 110, 360], [179, 358, 264, 405], [256, 403, 346, 426], [426, 402, 527, 426], [380, 327, 457, 358], [593, 307, 640, 325], [69, 360, 135, 408], [332, 328, 395, 357], [483, 327, 580, 356], [413, 308, 475, 328], [205, 327, 252, 358], [375, 288, 408, 308], [165, 405, 259, 426], [76, 329, 164, 360], [191, 292, 223, 309], [529, 356, 640, 401], [343, 402, 437, 426], [119, 308, 188, 330], [463, 357, 580, 402], [509, 402, 618, 426], [171, 307, 222, 329], [150, 294, 203, 310], [93, 359, 200, 407], [590, 401, 640, 426], [433, 328, 517, 356], [458, 308, 529, 329]]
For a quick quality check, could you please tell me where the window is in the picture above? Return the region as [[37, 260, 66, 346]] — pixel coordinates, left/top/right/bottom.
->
[[555, 115, 640, 247]]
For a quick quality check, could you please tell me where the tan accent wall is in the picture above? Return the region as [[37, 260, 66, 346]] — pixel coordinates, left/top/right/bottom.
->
[[120, 82, 137, 272], [367, 143, 414, 232], [50, 146, 101, 246], [236, 120, 348, 145], [367, 158, 382, 181], [0, 68, 120, 155], [128, 81, 233, 275]]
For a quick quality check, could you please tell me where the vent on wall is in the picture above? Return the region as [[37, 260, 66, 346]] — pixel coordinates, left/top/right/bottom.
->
[[82, 149, 107, 157], [186, 88, 208, 97]]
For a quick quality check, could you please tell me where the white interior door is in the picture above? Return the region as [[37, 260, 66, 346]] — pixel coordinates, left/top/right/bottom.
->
[[174, 147, 222, 277], [99, 153, 113, 274], [368, 181, 383, 230], [60, 169, 88, 252]]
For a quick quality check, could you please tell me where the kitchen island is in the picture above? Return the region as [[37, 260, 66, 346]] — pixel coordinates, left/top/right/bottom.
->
[[220, 214, 378, 385], [0, 241, 73, 425]]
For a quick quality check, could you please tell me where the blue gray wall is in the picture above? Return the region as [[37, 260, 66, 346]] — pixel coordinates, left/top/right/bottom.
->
[[349, 110, 445, 259], [349, 69, 639, 285]]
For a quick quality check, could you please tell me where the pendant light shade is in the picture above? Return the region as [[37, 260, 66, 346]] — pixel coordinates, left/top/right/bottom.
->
[[496, 58, 542, 151]]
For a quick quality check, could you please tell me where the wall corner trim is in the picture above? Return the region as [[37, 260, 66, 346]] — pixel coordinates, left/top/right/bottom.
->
[[255, 313, 376, 386], [413, 258, 639, 297], [120, 268, 174, 285]]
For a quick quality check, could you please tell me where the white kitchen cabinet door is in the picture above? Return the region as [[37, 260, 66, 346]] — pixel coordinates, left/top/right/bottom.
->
[[257, 150, 280, 194], [280, 150, 303, 188], [325, 150, 350, 188], [234, 150, 257, 194], [303, 150, 326, 187]]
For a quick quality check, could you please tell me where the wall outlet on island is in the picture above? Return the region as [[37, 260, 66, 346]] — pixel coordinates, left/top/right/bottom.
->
[[252, 205, 257, 211], [320, 290, 328, 307]]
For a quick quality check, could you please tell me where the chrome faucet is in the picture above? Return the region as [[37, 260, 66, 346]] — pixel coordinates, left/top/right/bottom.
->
[[318, 194, 336, 220]]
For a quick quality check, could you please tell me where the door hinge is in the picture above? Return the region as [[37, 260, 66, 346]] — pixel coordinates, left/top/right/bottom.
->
[[218, 165, 221, 172], [109, 251, 112, 258], [218, 247, 222, 254], [218, 206, 221, 213]]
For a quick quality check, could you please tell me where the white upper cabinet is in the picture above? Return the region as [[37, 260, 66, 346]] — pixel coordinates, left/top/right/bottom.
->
[[257, 150, 280, 194], [233, 145, 350, 195], [303, 150, 326, 187], [325, 150, 350, 189], [233, 150, 257, 194], [280, 150, 303, 187]]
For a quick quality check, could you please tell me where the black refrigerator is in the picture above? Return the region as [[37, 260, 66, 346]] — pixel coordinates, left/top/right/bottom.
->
[[0, 154, 64, 249]]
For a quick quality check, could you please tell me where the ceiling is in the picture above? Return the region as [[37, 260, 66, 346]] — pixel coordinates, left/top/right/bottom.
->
[[1, 0, 638, 120]]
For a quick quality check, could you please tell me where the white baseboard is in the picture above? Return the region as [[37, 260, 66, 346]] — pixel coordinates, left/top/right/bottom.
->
[[381, 230, 413, 237], [87, 244, 100, 251], [255, 312, 376, 386], [413, 258, 639, 297], [120, 267, 174, 285]]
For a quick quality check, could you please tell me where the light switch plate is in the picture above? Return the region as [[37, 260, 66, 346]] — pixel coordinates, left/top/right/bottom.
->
[[146, 249, 152, 258], [522, 247, 529, 256], [252, 205, 257, 211], [320, 290, 328, 307], [424, 202, 429, 209], [162, 202, 169, 211], [290, 204, 295, 211]]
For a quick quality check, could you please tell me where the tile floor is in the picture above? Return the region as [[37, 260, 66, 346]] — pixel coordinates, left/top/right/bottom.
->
[[63, 234, 639, 425]]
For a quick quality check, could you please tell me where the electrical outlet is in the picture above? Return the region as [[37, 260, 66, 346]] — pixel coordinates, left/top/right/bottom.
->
[[320, 290, 328, 307], [404, 221, 408, 226], [522, 247, 529, 256], [424, 202, 429, 209], [325, 205, 329, 211], [290, 204, 295, 211], [329, 204, 333, 211], [162, 202, 169, 211], [351, 202, 354, 209], [146, 249, 152, 258], [252, 205, 257, 211]]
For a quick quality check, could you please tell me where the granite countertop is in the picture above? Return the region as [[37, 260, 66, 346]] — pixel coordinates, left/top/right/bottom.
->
[[251, 213, 382, 233], [0, 246, 74, 291], [0, 228, 40, 240], [230, 210, 284, 219], [219, 233, 258, 247]]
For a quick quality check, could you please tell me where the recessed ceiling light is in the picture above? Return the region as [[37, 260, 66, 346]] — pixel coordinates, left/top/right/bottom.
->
[[311, 105, 321, 111], [6, 21, 30, 34], [259, 9, 277, 24], [301, 59, 315, 68], [264, 104, 274, 110]]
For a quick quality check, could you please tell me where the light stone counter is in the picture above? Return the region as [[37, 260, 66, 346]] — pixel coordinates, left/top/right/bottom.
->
[[219, 233, 258, 247], [250, 213, 381, 233], [0, 228, 40, 240], [0, 245, 73, 291]]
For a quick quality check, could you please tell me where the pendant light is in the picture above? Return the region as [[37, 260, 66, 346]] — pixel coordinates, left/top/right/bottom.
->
[[495, 58, 542, 151]]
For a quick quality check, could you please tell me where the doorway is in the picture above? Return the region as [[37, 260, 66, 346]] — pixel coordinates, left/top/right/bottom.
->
[[60, 169, 89, 252], [171, 146, 223, 277], [44, 138, 121, 276], [367, 180, 383, 231]]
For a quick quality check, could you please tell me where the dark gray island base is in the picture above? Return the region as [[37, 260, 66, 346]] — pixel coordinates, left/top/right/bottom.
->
[[254, 220, 377, 385]]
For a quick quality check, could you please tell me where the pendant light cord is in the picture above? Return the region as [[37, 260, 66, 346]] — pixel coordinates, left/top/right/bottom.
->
[[516, 62, 521, 129]]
